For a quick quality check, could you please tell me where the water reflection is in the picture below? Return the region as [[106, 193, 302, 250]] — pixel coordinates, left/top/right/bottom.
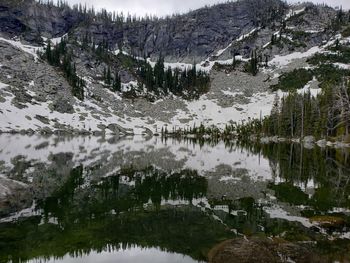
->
[[0, 135, 350, 262], [28, 246, 204, 263]]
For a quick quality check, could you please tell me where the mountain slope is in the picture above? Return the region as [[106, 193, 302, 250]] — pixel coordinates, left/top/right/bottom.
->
[[0, 0, 349, 136]]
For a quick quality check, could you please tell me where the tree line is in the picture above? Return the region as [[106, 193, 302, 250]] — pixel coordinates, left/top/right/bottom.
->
[[236, 81, 350, 141]]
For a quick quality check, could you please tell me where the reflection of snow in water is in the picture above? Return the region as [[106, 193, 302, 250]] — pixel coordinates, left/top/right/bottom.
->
[[263, 204, 314, 228], [0, 135, 272, 181]]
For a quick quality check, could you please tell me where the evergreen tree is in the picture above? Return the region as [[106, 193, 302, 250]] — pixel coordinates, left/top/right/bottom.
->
[[106, 67, 112, 85], [112, 72, 122, 92]]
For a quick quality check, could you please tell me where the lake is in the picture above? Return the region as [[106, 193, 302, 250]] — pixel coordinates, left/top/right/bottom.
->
[[0, 134, 350, 262]]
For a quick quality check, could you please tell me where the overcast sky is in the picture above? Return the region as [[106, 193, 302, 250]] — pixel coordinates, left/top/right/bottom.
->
[[64, 0, 349, 16]]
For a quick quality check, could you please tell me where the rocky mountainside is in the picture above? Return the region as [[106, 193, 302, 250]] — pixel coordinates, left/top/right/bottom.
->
[[1, 0, 289, 61], [2, 0, 337, 61], [0, 0, 349, 136]]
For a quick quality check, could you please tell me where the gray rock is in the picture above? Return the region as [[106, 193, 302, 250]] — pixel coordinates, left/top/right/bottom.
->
[[34, 141, 49, 150], [51, 99, 74, 114], [25, 128, 35, 134], [39, 127, 53, 135], [97, 124, 107, 131], [34, 115, 50, 125], [107, 123, 134, 135]]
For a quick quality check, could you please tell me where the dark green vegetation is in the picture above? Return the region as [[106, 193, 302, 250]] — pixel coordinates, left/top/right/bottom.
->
[[161, 123, 222, 138], [257, 143, 350, 211], [271, 68, 313, 92], [137, 57, 210, 100], [245, 50, 260, 76], [272, 40, 350, 93]]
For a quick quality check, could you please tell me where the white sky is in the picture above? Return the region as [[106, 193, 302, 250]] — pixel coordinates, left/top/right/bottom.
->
[[64, 0, 349, 16]]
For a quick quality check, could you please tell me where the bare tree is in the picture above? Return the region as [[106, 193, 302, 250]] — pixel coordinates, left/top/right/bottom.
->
[[332, 79, 350, 138]]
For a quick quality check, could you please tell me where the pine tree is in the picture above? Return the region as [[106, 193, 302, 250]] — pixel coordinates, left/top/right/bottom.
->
[[112, 72, 122, 92], [106, 67, 112, 85], [45, 40, 52, 63]]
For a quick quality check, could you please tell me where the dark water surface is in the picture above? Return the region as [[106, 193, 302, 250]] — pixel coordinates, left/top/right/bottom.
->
[[0, 135, 350, 262]]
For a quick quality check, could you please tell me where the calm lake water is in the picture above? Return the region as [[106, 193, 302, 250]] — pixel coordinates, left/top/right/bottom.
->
[[0, 134, 350, 262]]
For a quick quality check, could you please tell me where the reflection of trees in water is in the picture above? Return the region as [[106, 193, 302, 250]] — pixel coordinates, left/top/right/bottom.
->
[[0, 207, 230, 263], [208, 196, 321, 241], [0, 165, 220, 263], [38, 166, 208, 223], [237, 141, 350, 211]]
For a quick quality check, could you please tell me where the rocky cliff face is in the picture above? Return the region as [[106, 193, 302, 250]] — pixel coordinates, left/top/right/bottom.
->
[[1, 0, 289, 61], [74, 0, 287, 62], [0, 0, 84, 41]]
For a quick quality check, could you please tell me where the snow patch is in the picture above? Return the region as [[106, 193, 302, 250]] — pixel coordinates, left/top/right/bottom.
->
[[269, 46, 321, 69], [0, 37, 41, 61]]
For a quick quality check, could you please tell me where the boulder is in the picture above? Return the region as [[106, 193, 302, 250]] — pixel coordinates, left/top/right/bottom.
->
[[51, 99, 74, 114], [39, 126, 53, 135]]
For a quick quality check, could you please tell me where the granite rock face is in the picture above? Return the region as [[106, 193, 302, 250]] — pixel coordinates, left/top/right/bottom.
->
[[0, 0, 288, 61], [0, 0, 84, 41]]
